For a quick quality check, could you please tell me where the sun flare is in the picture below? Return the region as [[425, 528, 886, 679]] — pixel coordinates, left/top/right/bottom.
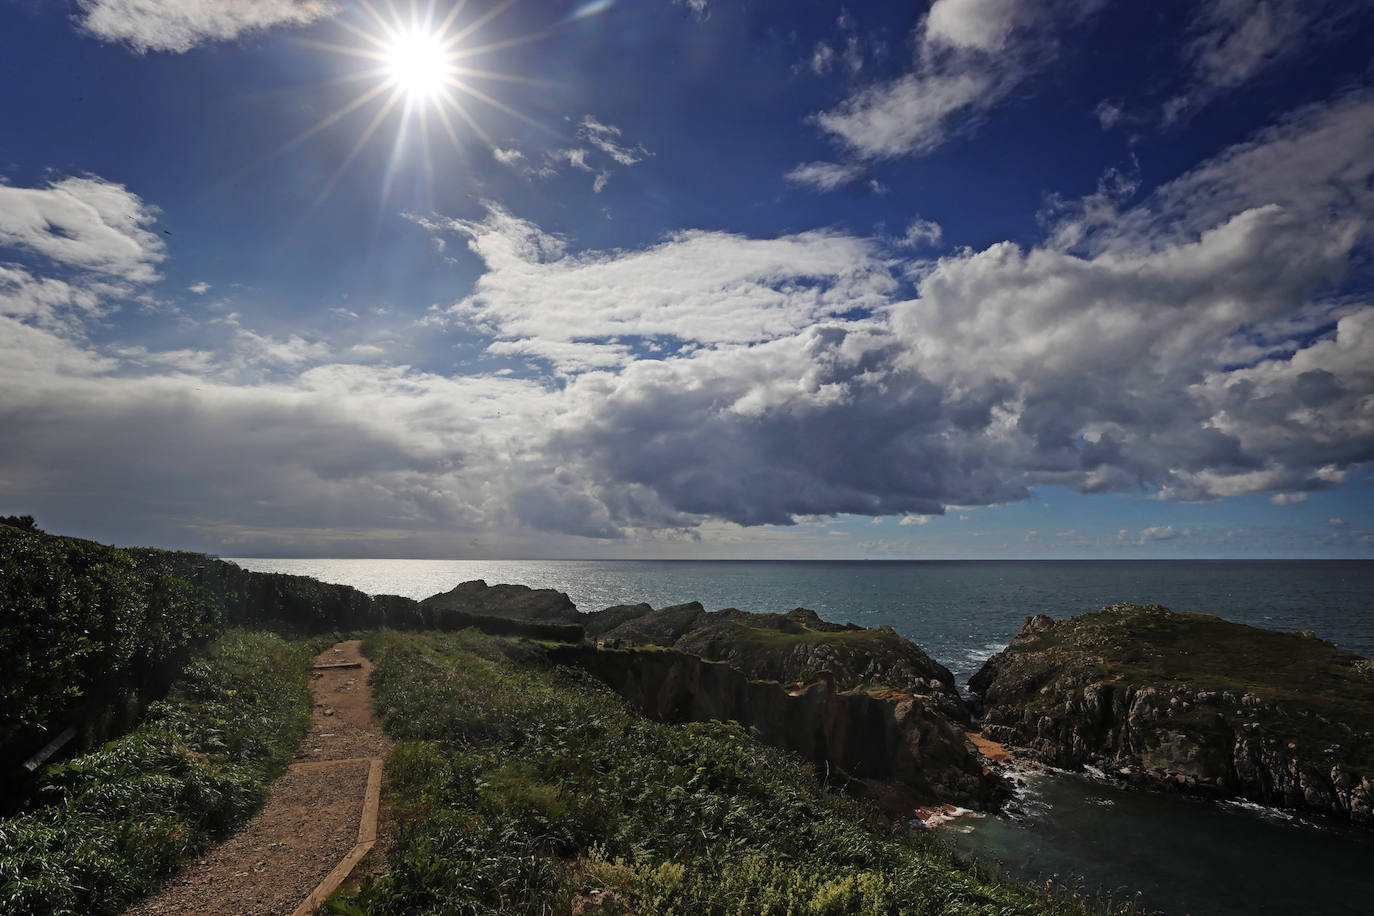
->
[[384, 28, 454, 100], [282, 1, 558, 209]]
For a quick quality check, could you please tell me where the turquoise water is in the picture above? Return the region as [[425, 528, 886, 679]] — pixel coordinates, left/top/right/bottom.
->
[[231, 558, 1374, 915]]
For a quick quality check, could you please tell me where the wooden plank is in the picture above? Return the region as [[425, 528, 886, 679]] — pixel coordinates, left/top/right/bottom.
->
[[23, 726, 75, 772], [312, 661, 363, 671], [288, 757, 375, 773], [289, 756, 385, 916], [289, 840, 374, 916], [358, 757, 382, 845]]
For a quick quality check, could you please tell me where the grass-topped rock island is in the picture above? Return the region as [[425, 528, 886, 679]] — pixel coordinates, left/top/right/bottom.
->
[[969, 603, 1374, 824]]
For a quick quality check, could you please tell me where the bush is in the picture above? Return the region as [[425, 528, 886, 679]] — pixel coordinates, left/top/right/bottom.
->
[[0, 528, 218, 762], [0, 630, 312, 916]]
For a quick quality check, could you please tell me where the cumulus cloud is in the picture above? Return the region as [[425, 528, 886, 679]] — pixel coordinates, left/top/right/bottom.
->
[[924, 0, 1025, 53], [900, 218, 943, 248], [378, 93, 1374, 535], [77, 0, 335, 54], [419, 205, 897, 362], [0, 177, 164, 285], [1128, 525, 1185, 545], [1269, 492, 1307, 505], [6, 91, 1374, 548]]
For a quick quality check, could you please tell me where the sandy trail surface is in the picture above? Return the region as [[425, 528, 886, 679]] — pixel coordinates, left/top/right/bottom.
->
[[125, 640, 390, 916]]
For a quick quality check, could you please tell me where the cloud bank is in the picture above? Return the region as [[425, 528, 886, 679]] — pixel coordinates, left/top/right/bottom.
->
[[3, 93, 1373, 550]]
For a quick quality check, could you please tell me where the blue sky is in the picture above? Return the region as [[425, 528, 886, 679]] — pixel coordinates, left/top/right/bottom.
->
[[1, 0, 1373, 558]]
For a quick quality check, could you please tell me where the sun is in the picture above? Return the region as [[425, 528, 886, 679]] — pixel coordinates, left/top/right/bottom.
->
[[277, 0, 559, 209], [383, 27, 455, 100]]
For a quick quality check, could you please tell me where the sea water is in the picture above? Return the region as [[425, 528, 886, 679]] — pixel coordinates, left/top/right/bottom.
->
[[230, 558, 1374, 914]]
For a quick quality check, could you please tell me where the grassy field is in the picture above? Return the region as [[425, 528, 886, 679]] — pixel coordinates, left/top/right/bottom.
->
[[329, 629, 1133, 916], [0, 630, 313, 916]]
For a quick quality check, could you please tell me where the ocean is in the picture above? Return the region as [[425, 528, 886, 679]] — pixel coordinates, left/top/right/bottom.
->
[[230, 558, 1374, 915]]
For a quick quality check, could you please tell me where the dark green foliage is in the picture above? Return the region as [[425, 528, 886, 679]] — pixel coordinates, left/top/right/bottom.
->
[[334, 630, 1113, 916], [0, 630, 312, 916], [0, 515, 40, 533], [131, 548, 583, 641], [0, 527, 219, 760]]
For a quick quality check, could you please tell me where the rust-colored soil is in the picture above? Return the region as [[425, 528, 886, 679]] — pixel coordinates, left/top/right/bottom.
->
[[966, 731, 1013, 765], [125, 640, 391, 916]]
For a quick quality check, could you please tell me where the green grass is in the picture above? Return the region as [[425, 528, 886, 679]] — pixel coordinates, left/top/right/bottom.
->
[[1004, 605, 1374, 770], [1015, 605, 1374, 715], [330, 629, 1132, 916], [0, 629, 313, 916]]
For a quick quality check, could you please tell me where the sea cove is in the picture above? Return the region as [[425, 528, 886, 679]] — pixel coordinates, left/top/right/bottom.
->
[[233, 557, 1374, 915]]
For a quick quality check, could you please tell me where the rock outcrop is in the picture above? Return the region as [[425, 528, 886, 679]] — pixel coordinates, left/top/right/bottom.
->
[[420, 579, 579, 623], [970, 603, 1374, 825], [583, 603, 968, 722], [549, 643, 1008, 811]]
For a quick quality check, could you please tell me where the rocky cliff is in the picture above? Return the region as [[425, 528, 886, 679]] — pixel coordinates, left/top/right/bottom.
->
[[583, 603, 968, 722], [420, 579, 579, 623], [548, 643, 1007, 811], [970, 604, 1374, 825]]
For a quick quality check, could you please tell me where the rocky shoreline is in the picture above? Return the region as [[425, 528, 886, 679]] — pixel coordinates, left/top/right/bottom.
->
[[967, 604, 1374, 826], [423, 582, 1374, 828]]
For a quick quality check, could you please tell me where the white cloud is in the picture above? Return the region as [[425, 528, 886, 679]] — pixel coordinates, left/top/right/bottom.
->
[[813, 0, 1099, 159], [815, 69, 1001, 159], [579, 117, 648, 167], [421, 205, 897, 362], [1166, 1, 1370, 121], [1094, 100, 1123, 130], [0, 177, 164, 284], [1269, 492, 1307, 505], [188, 281, 210, 294], [900, 218, 943, 248], [6, 92, 1374, 547], [77, 0, 335, 54], [1130, 525, 1183, 545], [810, 42, 837, 75], [924, 0, 1024, 53], [676, 0, 708, 20], [784, 161, 866, 192], [1329, 517, 1347, 527], [899, 514, 932, 526], [504, 117, 648, 192]]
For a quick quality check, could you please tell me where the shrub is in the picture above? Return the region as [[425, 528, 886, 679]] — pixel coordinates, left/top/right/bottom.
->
[[0, 630, 312, 916]]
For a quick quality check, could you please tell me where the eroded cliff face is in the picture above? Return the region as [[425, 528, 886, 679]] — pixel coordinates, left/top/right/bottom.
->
[[549, 644, 1007, 811], [970, 605, 1374, 825], [582, 604, 967, 722]]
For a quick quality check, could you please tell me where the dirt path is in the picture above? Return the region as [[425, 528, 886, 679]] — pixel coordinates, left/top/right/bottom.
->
[[126, 640, 391, 916]]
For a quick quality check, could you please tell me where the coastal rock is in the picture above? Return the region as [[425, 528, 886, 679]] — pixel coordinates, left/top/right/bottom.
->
[[549, 643, 1007, 812], [419, 579, 579, 623], [583, 602, 654, 636], [970, 603, 1374, 825], [583, 603, 967, 721]]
